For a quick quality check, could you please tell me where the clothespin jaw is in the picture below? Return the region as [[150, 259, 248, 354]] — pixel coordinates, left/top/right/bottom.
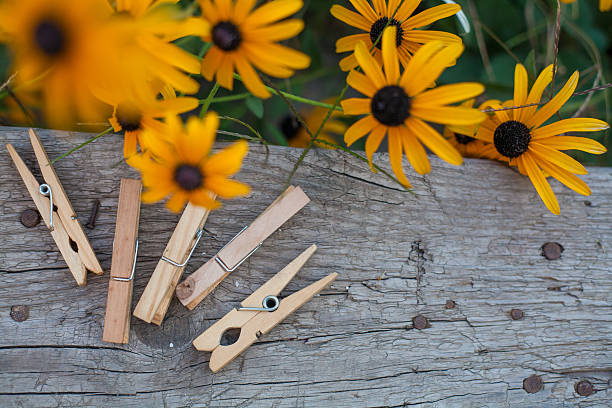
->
[[103, 179, 142, 344], [133, 201, 213, 325], [6, 128, 103, 286], [176, 186, 311, 310], [192, 245, 338, 373]]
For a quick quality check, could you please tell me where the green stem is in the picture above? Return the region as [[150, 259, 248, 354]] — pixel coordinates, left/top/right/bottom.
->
[[51, 127, 113, 163], [219, 115, 269, 156], [232, 73, 343, 112], [209, 93, 251, 104], [199, 82, 220, 118]]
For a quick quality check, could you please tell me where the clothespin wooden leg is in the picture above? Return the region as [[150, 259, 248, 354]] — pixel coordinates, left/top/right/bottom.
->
[[133, 201, 212, 325], [103, 179, 142, 344]]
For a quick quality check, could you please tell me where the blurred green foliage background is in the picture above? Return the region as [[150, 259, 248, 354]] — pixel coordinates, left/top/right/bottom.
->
[[1, 0, 610, 165]]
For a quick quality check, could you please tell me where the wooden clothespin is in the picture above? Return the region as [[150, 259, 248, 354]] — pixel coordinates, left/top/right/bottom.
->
[[102, 179, 142, 344], [6, 128, 103, 286], [176, 186, 310, 310], [133, 201, 213, 325], [193, 244, 337, 373]]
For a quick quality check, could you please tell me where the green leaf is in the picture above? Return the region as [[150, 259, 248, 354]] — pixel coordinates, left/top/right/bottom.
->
[[246, 95, 264, 119], [524, 49, 536, 85]]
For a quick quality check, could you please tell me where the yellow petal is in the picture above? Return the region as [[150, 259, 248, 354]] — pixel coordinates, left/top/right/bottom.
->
[[234, 53, 270, 98], [347, 70, 377, 97], [529, 143, 588, 175], [330, 4, 372, 31], [537, 159, 591, 196], [204, 176, 250, 198], [354, 41, 386, 88], [521, 153, 560, 215], [412, 83, 484, 106], [388, 128, 412, 188], [365, 125, 386, 169], [341, 98, 371, 115], [203, 139, 248, 176], [336, 34, 371, 53], [244, 0, 302, 28], [528, 71, 579, 129], [400, 129, 431, 175], [531, 118, 610, 140], [410, 106, 486, 126], [349, 0, 378, 21], [382, 26, 400, 84], [166, 190, 188, 213], [536, 136, 607, 154], [522, 64, 554, 121], [344, 115, 378, 146], [403, 4, 460, 30], [514, 64, 528, 121], [406, 118, 463, 165]]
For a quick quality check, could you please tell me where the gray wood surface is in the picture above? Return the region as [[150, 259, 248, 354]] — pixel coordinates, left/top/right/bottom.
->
[[0, 126, 611, 407]]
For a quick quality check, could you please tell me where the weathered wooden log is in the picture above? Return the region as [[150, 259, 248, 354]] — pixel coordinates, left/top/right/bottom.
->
[[1, 127, 610, 407]]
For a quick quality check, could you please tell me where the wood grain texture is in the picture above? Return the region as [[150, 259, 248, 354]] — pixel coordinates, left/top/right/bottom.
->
[[0, 126, 611, 407]]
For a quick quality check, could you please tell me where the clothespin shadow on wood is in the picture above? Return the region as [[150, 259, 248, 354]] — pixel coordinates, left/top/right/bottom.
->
[[193, 244, 337, 373], [133, 201, 213, 325], [6, 128, 103, 286], [176, 185, 311, 310], [102, 178, 141, 344]]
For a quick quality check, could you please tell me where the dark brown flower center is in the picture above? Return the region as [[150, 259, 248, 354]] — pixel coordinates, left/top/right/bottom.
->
[[212, 22, 242, 51], [174, 165, 203, 191], [371, 85, 411, 126], [280, 115, 302, 141], [455, 133, 476, 145], [494, 120, 531, 158], [115, 105, 142, 132], [34, 19, 66, 56], [369, 17, 403, 49]]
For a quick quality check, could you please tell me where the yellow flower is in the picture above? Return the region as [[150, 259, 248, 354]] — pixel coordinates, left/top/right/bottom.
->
[[560, 0, 612, 12], [341, 27, 485, 187], [0, 0, 117, 127], [96, 84, 198, 163], [198, 0, 311, 98], [473, 64, 609, 215], [103, 0, 209, 96], [331, 0, 462, 71], [281, 99, 347, 149], [443, 100, 504, 160], [132, 112, 250, 212]]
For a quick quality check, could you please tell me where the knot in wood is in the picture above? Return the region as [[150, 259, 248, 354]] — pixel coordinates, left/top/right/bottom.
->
[[575, 380, 594, 397], [445, 300, 456, 309], [541, 242, 564, 260], [175, 279, 195, 300], [10, 305, 30, 322], [523, 374, 543, 394]]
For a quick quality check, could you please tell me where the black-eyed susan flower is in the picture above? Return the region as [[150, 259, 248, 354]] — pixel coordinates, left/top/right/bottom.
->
[[104, 0, 209, 96], [472, 63, 609, 215], [280, 99, 347, 148], [96, 84, 198, 163], [443, 100, 503, 160], [0, 0, 116, 127], [198, 0, 310, 98], [133, 112, 250, 212], [560, 0, 611, 12], [331, 0, 462, 71], [341, 27, 485, 187]]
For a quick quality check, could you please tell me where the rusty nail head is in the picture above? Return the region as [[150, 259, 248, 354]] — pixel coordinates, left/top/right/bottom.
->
[[412, 315, 429, 330], [523, 375, 543, 394], [10, 305, 30, 322], [445, 300, 456, 309], [20, 209, 41, 228], [510, 309, 524, 320], [575, 380, 594, 397], [85, 199, 101, 229], [541, 242, 564, 260]]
